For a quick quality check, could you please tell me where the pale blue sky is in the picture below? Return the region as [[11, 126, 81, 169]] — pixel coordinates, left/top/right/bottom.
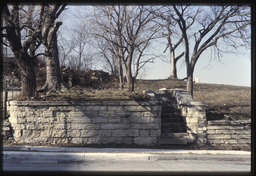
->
[[62, 5, 251, 87]]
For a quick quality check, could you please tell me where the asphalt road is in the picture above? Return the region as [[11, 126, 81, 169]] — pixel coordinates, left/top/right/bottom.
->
[[2, 150, 251, 173]]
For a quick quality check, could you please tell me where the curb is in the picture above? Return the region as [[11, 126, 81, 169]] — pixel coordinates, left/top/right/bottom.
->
[[3, 146, 251, 155]]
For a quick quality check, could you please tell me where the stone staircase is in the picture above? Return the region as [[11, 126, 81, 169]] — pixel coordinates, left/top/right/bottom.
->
[[154, 89, 189, 145]]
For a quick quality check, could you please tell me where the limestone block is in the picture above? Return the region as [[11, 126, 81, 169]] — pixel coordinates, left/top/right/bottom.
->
[[43, 111, 53, 118], [22, 130, 33, 138], [51, 130, 67, 138], [71, 137, 83, 144], [68, 130, 81, 138], [107, 106, 124, 111], [86, 106, 107, 111], [92, 117, 108, 123], [231, 134, 251, 139], [239, 120, 251, 124], [13, 129, 22, 138], [112, 130, 139, 137], [83, 136, 101, 144], [209, 139, 225, 144], [16, 117, 26, 124], [139, 130, 149, 137], [244, 126, 251, 130], [143, 111, 159, 117], [152, 105, 162, 112], [12, 124, 25, 130], [237, 139, 251, 144], [50, 138, 68, 145], [101, 137, 131, 145], [197, 127, 207, 131], [229, 126, 244, 130], [130, 112, 144, 118], [187, 117, 198, 124], [130, 116, 151, 123], [26, 124, 36, 130], [116, 111, 130, 117], [101, 123, 129, 130], [54, 123, 68, 130], [121, 118, 131, 124], [98, 111, 115, 117], [134, 137, 156, 145], [131, 123, 160, 130], [224, 140, 238, 144], [207, 134, 232, 139], [9, 116, 18, 124], [150, 117, 161, 123], [150, 129, 160, 137], [100, 130, 112, 137], [207, 126, 229, 130], [69, 117, 91, 123], [69, 111, 84, 118], [72, 123, 100, 130], [80, 130, 99, 137], [108, 117, 121, 123], [124, 106, 151, 112]]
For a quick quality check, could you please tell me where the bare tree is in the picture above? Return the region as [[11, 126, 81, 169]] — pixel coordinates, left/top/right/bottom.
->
[[38, 4, 67, 94], [91, 5, 161, 91], [2, 5, 41, 98], [154, 6, 184, 79], [173, 5, 250, 96], [95, 37, 119, 77]]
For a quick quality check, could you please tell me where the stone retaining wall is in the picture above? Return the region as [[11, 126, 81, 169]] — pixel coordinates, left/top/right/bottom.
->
[[170, 89, 207, 145], [2, 119, 13, 142], [7, 101, 161, 146], [207, 120, 251, 149]]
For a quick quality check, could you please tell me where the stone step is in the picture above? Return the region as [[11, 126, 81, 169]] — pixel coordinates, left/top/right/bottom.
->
[[161, 117, 183, 122], [161, 109, 180, 113], [162, 113, 183, 119], [162, 102, 178, 106], [161, 127, 187, 133], [159, 138, 187, 145], [161, 132, 188, 138], [161, 122, 186, 127]]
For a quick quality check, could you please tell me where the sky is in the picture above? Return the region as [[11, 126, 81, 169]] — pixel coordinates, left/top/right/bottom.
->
[[62, 5, 251, 87], [143, 42, 251, 87]]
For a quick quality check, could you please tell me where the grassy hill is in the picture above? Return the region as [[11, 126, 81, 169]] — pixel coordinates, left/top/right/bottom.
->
[[45, 78, 250, 121], [136, 79, 251, 121]]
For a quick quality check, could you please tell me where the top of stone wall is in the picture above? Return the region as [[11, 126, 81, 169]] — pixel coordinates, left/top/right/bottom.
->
[[171, 89, 206, 106], [8, 100, 161, 106]]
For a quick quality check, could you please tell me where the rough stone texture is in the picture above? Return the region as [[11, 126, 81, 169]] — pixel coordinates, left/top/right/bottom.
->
[[2, 119, 13, 141], [170, 89, 207, 145], [207, 120, 251, 149], [7, 100, 161, 146]]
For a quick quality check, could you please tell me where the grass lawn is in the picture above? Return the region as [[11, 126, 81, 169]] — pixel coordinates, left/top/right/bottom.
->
[[45, 78, 251, 121]]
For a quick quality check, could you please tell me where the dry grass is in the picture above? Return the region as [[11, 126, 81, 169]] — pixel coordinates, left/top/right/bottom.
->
[[45, 78, 250, 120]]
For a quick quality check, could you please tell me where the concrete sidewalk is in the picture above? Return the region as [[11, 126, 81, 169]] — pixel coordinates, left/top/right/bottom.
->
[[2, 146, 251, 172], [2, 146, 251, 155]]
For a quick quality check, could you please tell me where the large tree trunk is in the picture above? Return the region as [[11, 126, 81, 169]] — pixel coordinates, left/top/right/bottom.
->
[[170, 49, 178, 79], [126, 70, 135, 92], [41, 33, 65, 93], [186, 66, 194, 97], [118, 58, 124, 90], [16, 53, 36, 98]]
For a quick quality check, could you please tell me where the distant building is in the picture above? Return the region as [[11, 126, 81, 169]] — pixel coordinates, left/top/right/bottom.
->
[[193, 77, 200, 83]]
